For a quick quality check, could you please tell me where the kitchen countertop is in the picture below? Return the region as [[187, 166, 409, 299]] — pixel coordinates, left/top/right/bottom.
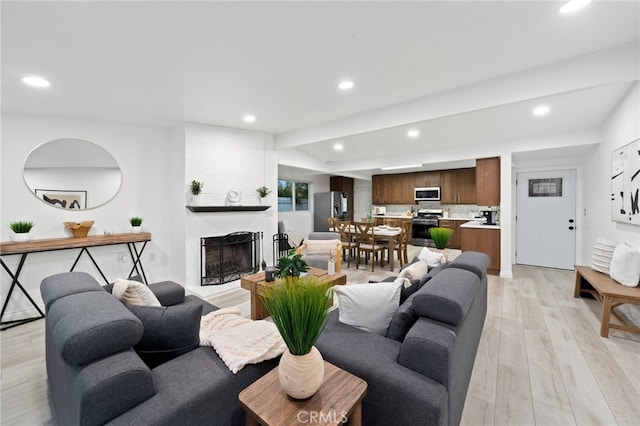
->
[[373, 214, 414, 219], [459, 220, 501, 230]]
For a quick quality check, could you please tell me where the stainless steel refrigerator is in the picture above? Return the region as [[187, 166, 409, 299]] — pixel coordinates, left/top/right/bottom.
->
[[314, 191, 348, 231]]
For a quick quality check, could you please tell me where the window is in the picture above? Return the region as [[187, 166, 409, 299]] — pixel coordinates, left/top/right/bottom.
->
[[278, 179, 309, 211]]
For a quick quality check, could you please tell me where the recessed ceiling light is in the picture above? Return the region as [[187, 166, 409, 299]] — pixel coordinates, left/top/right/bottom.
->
[[532, 105, 550, 116], [407, 129, 420, 138], [333, 142, 344, 151], [338, 81, 354, 90], [21, 75, 50, 88], [559, 0, 592, 14], [243, 114, 256, 123], [380, 164, 422, 171]]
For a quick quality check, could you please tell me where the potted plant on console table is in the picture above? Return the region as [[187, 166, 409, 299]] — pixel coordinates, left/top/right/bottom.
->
[[129, 217, 143, 233], [9, 221, 35, 242], [260, 274, 333, 399]]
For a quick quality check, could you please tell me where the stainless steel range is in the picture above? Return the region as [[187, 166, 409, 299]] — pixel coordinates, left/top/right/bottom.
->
[[412, 208, 443, 247]]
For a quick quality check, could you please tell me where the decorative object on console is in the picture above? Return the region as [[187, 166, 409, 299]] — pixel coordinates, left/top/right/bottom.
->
[[129, 217, 142, 233], [611, 138, 640, 225], [190, 180, 203, 205], [259, 276, 333, 399], [276, 249, 309, 278], [428, 227, 454, 249], [63, 220, 94, 238], [9, 220, 34, 242], [226, 188, 243, 206], [256, 185, 271, 205]]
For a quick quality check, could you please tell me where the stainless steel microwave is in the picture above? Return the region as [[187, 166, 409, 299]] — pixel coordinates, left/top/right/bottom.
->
[[414, 187, 441, 201]]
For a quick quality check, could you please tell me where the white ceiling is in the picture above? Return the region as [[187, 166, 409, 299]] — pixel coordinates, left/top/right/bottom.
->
[[2, 1, 639, 178]]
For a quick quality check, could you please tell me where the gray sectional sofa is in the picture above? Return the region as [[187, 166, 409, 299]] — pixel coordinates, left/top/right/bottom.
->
[[316, 251, 489, 426], [41, 251, 487, 426], [40, 272, 278, 426]]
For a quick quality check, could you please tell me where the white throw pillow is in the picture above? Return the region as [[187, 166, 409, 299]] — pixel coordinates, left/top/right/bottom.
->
[[591, 237, 617, 275], [417, 247, 446, 268], [399, 258, 430, 280], [112, 278, 161, 306], [305, 239, 340, 255], [609, 243, 640, 287], [334, 282, 402, 335]]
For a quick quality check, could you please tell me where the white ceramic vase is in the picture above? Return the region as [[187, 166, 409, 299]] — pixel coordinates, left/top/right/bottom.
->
[[131, 226, 142, 234], [278, 346, 324, 399], [191, 194, 201, 205], [11, 232, 30, 243]]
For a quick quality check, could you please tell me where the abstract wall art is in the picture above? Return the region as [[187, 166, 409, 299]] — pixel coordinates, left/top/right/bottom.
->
[[611, 138, 640, 226], [35, 189, 87, 210]]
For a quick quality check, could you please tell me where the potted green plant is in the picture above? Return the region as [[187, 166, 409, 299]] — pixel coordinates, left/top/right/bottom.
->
[[259, 276, 333, 399], [129, 217, 143, 233], [190, 180, 204, 205], [429, 227, 454, 249], [9, 221, 34, 242], [276, 249, 309, 277], [256, 185, 271, 204]]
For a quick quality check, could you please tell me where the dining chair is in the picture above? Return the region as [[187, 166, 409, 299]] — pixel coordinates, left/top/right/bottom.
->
[[327, 217, 339, 231], [336, 220, 356, 268], [353, 222, 385, 272], [384, 218, 400, 227], [401, 220, 412, 265]]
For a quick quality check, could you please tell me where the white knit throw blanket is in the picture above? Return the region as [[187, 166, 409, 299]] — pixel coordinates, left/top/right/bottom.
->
[[199, 307, 285, 374]]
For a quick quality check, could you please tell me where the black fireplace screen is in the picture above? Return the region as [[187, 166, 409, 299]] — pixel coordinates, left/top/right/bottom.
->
[[201, 231, 260, 285]]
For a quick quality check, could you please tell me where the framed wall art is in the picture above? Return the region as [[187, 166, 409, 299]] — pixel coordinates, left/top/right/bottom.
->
[[611, 138, 640, 225], [35, 189, 87, 210]]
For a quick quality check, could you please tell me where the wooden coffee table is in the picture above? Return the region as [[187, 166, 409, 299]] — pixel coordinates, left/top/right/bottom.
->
[[240, 268, 347, 320], [239, 361, 367, 426]]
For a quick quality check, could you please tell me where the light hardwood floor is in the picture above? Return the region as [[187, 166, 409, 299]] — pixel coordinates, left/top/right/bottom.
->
[[1, 258, 639, 425]]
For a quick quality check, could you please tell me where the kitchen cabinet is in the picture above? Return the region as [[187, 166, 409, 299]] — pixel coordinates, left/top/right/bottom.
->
[[437, 219, 463, 249], [460, 227, 500, 275], [374, 174, 414, 204], [330, 176, 354, 221], [372, 175, 383, 204], [413, 171, 441, 188], [476, 157, 500, 207], [441, 168, 477, 204]]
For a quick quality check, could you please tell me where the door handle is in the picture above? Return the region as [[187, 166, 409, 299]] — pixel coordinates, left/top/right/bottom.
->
[[569, 219, 574, 223], [568, 226, 575, 230]]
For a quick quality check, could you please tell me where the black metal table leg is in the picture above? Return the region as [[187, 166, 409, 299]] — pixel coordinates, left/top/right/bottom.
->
[[1, 254, 45, 331], [69, 247, 109, 285], [127, 241, 148, 284]]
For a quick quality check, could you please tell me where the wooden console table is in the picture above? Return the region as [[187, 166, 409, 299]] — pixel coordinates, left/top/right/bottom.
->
[[0, 232, 151, 330]]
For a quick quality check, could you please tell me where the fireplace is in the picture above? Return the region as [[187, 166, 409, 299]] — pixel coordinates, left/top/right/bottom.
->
[[201, 231, 261, 285]]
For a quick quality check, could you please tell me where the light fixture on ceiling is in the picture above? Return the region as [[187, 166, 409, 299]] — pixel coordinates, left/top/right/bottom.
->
[[380, 164, 422, 171], [338, 80, 354, 90], [333, 142, 344, 151], [21, 75, 50, 88], [532, 105, 551, 116], [407, 129, 420, 138], [243, 114, 256, 123], [559, 0, 592, 14]]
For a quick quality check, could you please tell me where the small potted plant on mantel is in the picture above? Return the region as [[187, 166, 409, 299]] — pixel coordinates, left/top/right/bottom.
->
[[9, 221, 35, 242], [129, 217, 143, 233], [190, 180, 204, 205], [256, 185, 271, 205]]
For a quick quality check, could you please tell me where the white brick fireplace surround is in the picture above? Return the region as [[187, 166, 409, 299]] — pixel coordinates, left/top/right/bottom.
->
[[179, 123, 278, 299]]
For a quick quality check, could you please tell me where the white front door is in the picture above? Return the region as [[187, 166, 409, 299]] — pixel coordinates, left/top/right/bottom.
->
[[516, 170, 576, 270]]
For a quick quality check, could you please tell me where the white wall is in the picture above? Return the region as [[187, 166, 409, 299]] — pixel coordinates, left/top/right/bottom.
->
[[182, 123, 277, 296], [1, 114, 174, 320], [582, 82, 640, 261]]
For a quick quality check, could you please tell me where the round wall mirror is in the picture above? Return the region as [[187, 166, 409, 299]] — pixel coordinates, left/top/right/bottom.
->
[[23, 138, 122, 210]]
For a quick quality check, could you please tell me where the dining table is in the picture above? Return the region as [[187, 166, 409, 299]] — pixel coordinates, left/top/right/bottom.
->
[[333, 225, 403, 271]]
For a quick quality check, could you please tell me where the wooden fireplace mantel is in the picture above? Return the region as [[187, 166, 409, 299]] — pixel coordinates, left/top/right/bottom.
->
[[186, 205, 270, 212]]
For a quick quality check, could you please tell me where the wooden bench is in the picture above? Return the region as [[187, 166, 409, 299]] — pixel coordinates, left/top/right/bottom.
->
[[574, 265, 640, 338]]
